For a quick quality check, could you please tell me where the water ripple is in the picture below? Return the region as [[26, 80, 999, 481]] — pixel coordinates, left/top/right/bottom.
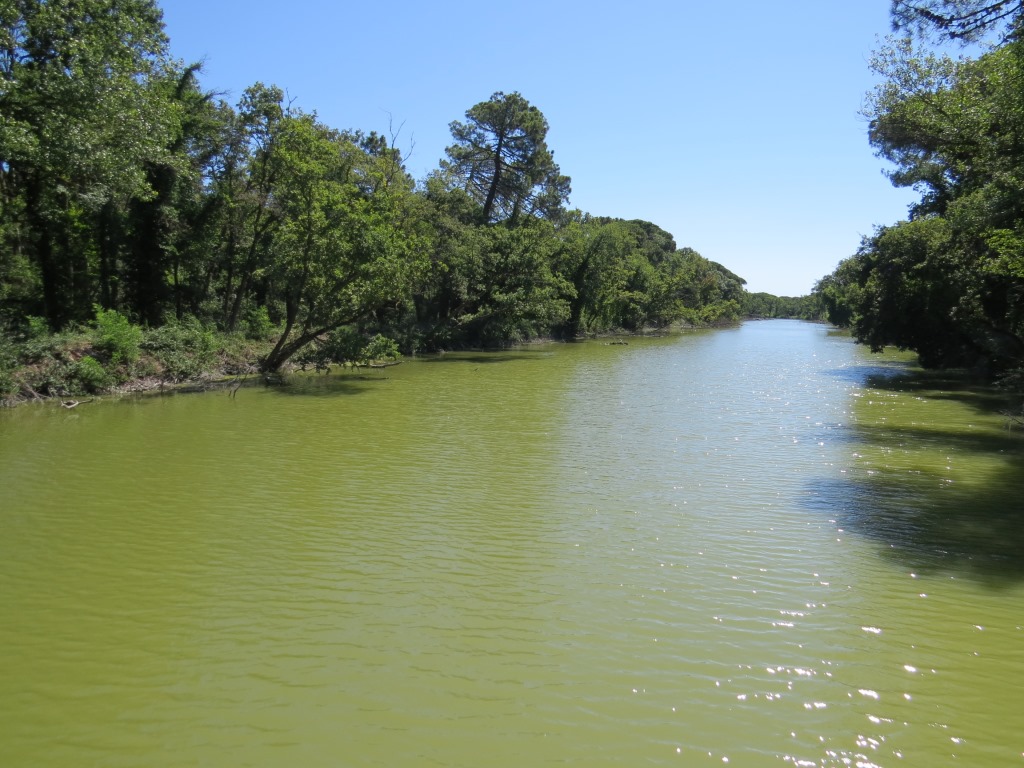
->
[[1, 322, 1022, 766]]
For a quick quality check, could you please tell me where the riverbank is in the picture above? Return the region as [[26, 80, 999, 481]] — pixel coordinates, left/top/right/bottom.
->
[[1, 317, 724, 409], [0, 318, 271, 408]]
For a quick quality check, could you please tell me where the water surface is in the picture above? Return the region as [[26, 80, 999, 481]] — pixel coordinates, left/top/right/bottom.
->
[[1, 320, 1022, 766]]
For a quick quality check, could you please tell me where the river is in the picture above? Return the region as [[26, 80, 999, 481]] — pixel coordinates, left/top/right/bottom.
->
[[1, 320, 1022, 767]]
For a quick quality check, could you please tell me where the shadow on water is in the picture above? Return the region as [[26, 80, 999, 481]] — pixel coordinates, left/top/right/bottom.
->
[[865, 367, 1016, 413], [417, 352, 551, 365], [808, 368, 1024, 586], [824, 360, 917, 385], [264, 372, 385, 398]]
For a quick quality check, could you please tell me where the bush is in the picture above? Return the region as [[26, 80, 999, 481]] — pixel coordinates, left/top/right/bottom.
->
[[319, 327, 364, 364], [0, 335, 18, 397], [360, 333, 400, 363], [25, 316, 49, 340], [92, 306, 142, 365], [71, 355, 112, 393], [297, 329, 401, 369], [17, 326, 85, 364], [141, 317, 217, 381], [243, 305, 276, 341]]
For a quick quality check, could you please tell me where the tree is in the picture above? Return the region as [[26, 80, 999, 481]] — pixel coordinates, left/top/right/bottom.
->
[[857, 37, 1024, 370], [851, 219, 977, 366], [441, 91, 570, 224], [124, 62, 223, 325], [217, 82, 287, 332], [259, 113, 428, 372], [0, 0, 176, 328], [554, 214, 634, 336], [891, 0, 1024, 41]]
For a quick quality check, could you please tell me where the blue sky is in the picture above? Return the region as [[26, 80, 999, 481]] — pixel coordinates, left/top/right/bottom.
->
[[158, 0, 923, 297]]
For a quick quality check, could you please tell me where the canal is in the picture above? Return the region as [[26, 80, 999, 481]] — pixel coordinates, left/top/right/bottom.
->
[[1, 320, 1021, 766]]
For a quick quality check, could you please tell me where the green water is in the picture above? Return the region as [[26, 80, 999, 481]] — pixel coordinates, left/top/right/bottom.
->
[[1, 320, 1022, 767]]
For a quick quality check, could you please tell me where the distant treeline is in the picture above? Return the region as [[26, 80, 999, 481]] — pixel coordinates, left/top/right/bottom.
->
[[742, 293, 820, 321], [813, 1, 1024, 380], [0, 0, 815, 386]]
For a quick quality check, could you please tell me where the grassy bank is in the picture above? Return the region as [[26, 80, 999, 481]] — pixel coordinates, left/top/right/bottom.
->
[[0, 311, 274, 407]]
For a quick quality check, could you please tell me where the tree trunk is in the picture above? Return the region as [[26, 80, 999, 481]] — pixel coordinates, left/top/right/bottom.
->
[[482, 134, 504, 222], [24, 176, 67, 329]]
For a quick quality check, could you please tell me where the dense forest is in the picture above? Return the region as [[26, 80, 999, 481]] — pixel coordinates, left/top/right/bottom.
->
[[814, 0, 1024, 382], [0, 1, 820, 400]]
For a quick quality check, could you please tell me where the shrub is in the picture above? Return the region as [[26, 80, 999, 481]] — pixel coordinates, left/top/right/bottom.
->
[[18, 326, 86, 363], [243, 305, 276, 341], [360, 334, 400, 363], [72, 356, 112, 393], [141, 317, 217, 381], [0, 336, 18, 397], [319, 327, 364, 364], [92, 306, 142, 365], [299, 329, 401, 369], [25, 316, 49, 340]]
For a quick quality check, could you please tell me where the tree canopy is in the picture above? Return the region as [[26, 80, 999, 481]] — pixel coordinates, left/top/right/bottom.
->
[[891, 0, 1024, 41], [816, 21, 1024, 376], [0, 2, 762, 394], [440, 91, 570, 225]]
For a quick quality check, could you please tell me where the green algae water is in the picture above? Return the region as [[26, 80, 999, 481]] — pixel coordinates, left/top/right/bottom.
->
[[1, 320, 1022, 767]]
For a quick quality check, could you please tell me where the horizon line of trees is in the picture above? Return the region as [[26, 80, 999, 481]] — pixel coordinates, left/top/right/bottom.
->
[[814, 0, 1024, 378], [0, 0, 809, 376]]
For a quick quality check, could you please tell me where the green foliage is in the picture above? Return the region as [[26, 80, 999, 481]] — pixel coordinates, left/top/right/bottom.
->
[[243, 305, 276, 340], [0, 0, 177, 328], [140, 317, 216, 381], [16, 326, 87, 365], [817, 32, 1024, 374], [1, 11, 763, 388], [91, 306, 142, 365], [742, 292, 821, 319], [319, 327, 366, 363], [71, 355, 112, 393], [360, 334, 400, 363], [0, 335, 18, 397], [258, 111, 430, 371], [441, 91, 570, 224], [298, 328, 400, 368], [25, 316, 49, 340], [443, 221, 570, 345]]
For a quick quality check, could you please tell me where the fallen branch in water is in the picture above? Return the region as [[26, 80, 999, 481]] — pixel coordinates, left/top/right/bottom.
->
[[60, 398, 94, 409], [229, 369, 253, 398]]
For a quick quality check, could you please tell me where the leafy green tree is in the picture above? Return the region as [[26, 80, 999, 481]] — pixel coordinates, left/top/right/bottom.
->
[[851, 219, 973, 365], [259, 113, 428, 372], [866, 39, 1024, 218], [742, 292, 820, 319], [554, 214, 634, 335], [552, 215, 748, 335], [657, 249, 744, 326], [218, 82, 287, 332], [444, 220, 570, 345], [813, 257, 864, 327], [0, 0, 176, 328], [410, 178, 490, 347], [857, 37, 1024, 370], [441, 91, 570, 224], [124, 63, 226, 325]]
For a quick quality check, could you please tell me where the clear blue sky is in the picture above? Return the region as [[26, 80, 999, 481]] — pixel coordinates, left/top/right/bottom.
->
[[158, 0, 922, 297]]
